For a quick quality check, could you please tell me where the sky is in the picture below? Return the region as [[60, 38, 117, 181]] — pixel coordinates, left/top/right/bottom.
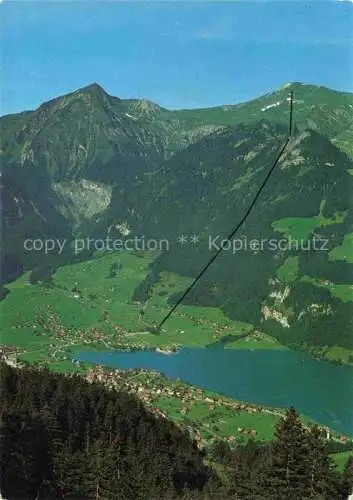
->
[[1, 1, 353, 115]]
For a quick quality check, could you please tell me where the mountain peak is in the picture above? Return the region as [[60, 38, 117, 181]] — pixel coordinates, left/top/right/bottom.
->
[[36, 82, 113, 115], [70, 82, 123, 107], [125, 98, 165, 118], [279, 82, 304, 91], [78, 82, 108, 96]]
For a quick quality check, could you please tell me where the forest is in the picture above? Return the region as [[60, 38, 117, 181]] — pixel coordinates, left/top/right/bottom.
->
[[0, 362, 352, 499]]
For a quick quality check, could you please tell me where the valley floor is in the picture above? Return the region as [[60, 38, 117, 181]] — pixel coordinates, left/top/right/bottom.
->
[[0, 251, 289, 363], [1, 250, 352, 454]]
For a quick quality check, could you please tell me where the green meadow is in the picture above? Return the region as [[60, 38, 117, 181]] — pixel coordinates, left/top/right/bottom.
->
[[331, 451, 353, 472], [276, 256, 300, 283], [0, 250, 283, 365], [325, 346, 353, 365], [272, 200, 347, 242], [134, 373, 341, 446], [157, 397, 281, 443], [330, 232, 353, 264], [301, 276, 353, 303]]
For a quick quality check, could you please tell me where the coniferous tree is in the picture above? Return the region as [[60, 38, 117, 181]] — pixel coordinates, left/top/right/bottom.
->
[[265, 407, 311, 499], [0, 362, 210, 499], [1, 410, 52, 499], [305, 425, 341, 498], [209, 438, 232, 464], [228, 439, 272, 499], [340, 455, 353, 499]]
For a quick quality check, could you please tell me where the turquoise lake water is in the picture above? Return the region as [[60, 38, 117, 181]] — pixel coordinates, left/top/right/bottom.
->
[[76, 347, 353, 435]]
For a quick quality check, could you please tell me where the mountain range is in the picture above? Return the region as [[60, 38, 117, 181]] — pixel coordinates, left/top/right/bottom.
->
[[1, 82, 352, 362]]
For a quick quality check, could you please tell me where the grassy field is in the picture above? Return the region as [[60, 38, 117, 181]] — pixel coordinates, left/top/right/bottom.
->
[[272, 200, 347, 242], [276, 256, 300, 283], [301, 275, 353, 303], [330, 232, 353, 264], [325, 346, 353, 364], [0, 250, 284, 367], [184, 401, 280, 441], [331, 451, 353, 471], [2, 248, 352, 373], [2, 249, 352, 375], [159, 397, 281, 443]]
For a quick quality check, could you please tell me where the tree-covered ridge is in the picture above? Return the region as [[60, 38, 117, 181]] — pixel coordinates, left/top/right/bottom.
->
[[0, 362, 352, 499], [0, 361, 212, 499], [118, 127, 353, 360]]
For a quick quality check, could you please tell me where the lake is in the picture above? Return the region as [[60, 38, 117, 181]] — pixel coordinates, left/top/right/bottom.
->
[[76, 346, 353, 435]]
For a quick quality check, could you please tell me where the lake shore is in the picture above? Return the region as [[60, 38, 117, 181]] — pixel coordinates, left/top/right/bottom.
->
[[75, 346, 353, 437]]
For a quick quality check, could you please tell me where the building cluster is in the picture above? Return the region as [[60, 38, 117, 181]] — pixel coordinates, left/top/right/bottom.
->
[[83, 365, 353, 449]]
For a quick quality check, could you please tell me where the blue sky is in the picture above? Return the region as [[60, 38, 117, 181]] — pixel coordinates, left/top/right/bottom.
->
[[1, 1, 353, 115]]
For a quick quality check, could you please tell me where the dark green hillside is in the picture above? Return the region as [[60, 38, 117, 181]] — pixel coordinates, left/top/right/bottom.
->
[[104, 120, 287, 241], [0, 362, 213, 499], [1, 83, 166, 183], [169, 82, 353, 146], [333, 124, 353, 160], [112, 125, 353, 357], [0, 165, 72, 283]]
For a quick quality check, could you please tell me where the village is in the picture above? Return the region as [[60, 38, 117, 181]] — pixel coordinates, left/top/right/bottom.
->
[[83, 363, 351, 450], [8, 304, 178, 364], [84, 364, 273, 448]]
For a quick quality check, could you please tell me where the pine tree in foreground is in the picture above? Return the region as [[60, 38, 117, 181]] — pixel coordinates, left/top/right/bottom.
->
[[305, 425, 343, 499], [264, 407, 310, 499], [1, 363, 350, 499]]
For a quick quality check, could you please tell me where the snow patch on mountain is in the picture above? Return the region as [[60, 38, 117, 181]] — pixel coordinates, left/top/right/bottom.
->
[[125, 112, 138, 120], [261, 101, 282, 111]]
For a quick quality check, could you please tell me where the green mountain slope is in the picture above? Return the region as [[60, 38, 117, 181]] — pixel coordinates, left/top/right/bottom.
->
[[1, 82, 352, 362], [2, 82, 352, 179], [103, 122, 353, 361], [168, 82, 353, 148]]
